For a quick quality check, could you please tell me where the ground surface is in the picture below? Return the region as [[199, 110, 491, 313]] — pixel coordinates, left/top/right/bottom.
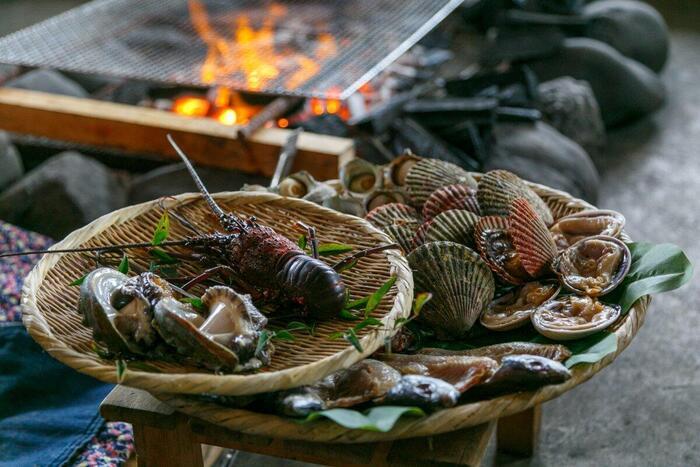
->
[[1, 1, 698, 466]]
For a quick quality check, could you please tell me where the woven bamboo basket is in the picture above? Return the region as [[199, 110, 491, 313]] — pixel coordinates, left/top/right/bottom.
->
[[156, 180, 650, 443], [21, 192, 413, 396]]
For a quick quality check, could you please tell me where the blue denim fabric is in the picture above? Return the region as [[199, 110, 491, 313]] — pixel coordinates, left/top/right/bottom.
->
[[0, 324, 112, 467]]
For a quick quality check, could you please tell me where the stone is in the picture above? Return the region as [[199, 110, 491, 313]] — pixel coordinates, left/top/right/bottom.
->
[[584, 0, 669, 73], [0, 132, 23, 191], [529, 37, 665, 127], [486, 121, 600, 202], [538, 77, 606, 156], [127, 163, 268, 205], [5, 69, 88, 98], [0, 152, 127, 239]]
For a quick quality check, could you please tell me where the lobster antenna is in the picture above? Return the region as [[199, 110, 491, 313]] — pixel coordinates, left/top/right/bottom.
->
[[166, 134, 245, 231], [0, 239, 192, 259]]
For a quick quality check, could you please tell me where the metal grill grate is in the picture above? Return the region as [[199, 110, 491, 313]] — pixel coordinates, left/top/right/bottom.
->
[[0, 0, 463, 99]]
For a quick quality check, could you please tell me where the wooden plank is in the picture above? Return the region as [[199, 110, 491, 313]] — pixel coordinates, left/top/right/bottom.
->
[[132, 417, 204, 467], [100, 386, 176, 429], [0, 88, 353, 179], [496, 404, 541, 457]]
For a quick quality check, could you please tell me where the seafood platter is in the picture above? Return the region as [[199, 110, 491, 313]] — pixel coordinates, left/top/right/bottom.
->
[[15, 143, 691, 442]]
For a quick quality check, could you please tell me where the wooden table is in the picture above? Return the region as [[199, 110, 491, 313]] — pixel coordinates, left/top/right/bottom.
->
[[100, 386, 540, 467]]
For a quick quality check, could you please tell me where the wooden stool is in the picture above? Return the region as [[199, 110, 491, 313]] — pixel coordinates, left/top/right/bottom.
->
[[100, 386, 540, 467]]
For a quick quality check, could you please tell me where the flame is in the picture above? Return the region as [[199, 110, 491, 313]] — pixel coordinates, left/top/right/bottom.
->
[[172, 96, 210, 117], [278, 118, 289, 128], [214, 108, 238, 126], [189, 0, 338, 92]]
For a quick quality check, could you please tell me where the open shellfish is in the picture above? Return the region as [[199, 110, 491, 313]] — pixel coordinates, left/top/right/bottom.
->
[[531, 295, 621, 340], [550, 209, 626, 250], [474, 216, 531, 284], [385, 152, 422, 187], [480, 280, 561, 331], [422, 184, 480, 220], [340, 159, 380, 195], [477, 169, 554, 225], [553, 235, 631, 296], [407, 241, 495, 338], [277, 171, 337, 204], [405, 158, 477, 206], [363, 189, 411, 213]]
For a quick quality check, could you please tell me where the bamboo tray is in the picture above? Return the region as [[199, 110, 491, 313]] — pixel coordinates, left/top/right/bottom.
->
[[21, 192, 413, 396], [155, 181, 650, 443]]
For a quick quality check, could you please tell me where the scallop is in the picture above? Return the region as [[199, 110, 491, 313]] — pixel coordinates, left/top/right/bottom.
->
[[480, 280, 561, 331], [553, 235, 631, 296], [474, 216, 531, 284], [386, 152, 422, 187], [363, 189, 411, 213], [365, 202, 421, 229], [407, 241, 495, 338], [340, 159, 381, 195], [550, 209, 626, 250], [424, 209, 480, 248], [508, 198, 558, 277], [531, 295, 621, 340], [422, 183, 480, 220], [477, 169, 554, 225], [405, 159, 478, 207], [383, 224, 418, 254]]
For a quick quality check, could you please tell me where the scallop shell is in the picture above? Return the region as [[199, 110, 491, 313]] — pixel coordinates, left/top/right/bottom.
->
[[531, 295, 621, 341], [365, 203, 421, 229], [553, 235, 631, 297], [363, 189, 411, 213], [411, 219, 434, 248], [479, 280, 561, 331], [508, 198, 558, 277], [422, 184, 480, 220], [340, 159, 381, 195], [474, 215, 530, 284], [424, 209, 480, 248], [386, 152, 422, 187], [550, 209, 626, 250], [407, 241, 495, 338], [382, 224, 417, 254], [477, 170, 554, 225], [405, 159, 478, 207]]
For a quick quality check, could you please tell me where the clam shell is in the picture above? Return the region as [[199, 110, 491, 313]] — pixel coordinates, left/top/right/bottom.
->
[[531, 295, 621, 340], [365, 202, 421, 229], [405, 159, 478, 207], [550, 209, 626, 250], [340, 159, 381, 195], [474, 216, 530, 284], [422, 184, 480, 220], [477, 170, 553, 225], [480, 280, 561, 331], [407, 241, 495, 338], [363, 189, 410, 213], [553, 235, 631, 297], [382, 224, 417, 254], [508, 198, 558, 277], [424, 209, 480, 248]]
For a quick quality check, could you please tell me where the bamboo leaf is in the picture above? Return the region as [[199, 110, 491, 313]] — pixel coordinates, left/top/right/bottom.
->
[[256, 330, 270, 356], [564, 333, 618, 368], [69, 274, 88, 286], [344, 328, 363, 352], [345, 296, 370, 310], [116, 359, 127, 383], [274, 330, 295, 341], [297, 235, 307, 250], [117, 255, 129, 274], [336, 258, 359, 274], [180, 297, 204, 311], [365, 275, 397, 317], [151, 211, 170, 246], [318, 243, 354, 256], [339, 309, 361, 321], [149, 248, 178, 264], [354, 317, 382, 332], [412, 292, 433, 318]]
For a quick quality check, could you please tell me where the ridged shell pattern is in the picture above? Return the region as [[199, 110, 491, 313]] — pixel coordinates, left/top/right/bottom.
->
[[383, 224, 417, 254], [365, 203, 421, 229], [407, 241, 495, 338], [405, 159, 478, 207], [422, 184, 480, 220], [508, 198, 558, 277], [477, 170, 554, 225], [424, 209, 480, 248], [474, 215, 529, 285]]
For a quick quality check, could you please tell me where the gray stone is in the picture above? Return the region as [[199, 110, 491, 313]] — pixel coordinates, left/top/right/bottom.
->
[[584, 0, 669, 72], [0, 132, 23, 190], [6, 69, 88, 98], [486, 121, 600, 202], [128, 163, 268, 205], [538, 77, 606, 156], [530, 37, 666, 127], [0, 152, 127, 239]]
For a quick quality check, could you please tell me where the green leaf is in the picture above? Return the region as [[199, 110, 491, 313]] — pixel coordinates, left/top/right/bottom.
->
[[328, 331, 345, 340], [344, 328, 363, 352], [365, 275, 397, 317], [127, 361, 162, 373], [336, 258, 359, 274], [607, 242, 693, 313], [345, 296, 369, 310], [274, 330, 295, 341], [297, 234, 307, 250], [151, 211, 170, 246], [149, 248, 179, 264], [116, 359, 127, 383], [256, 330, 270, 356], [117, 255, 129, 274], [412, 292, 433, 318], [303, 406, 425, 432], [286, 321, 314, 335], [339, 309, 361, 321], [91, 342, 111, 359], [564, 333, 618, 368], [317, 243, 354, 256], [180, 297, 204, 311], [354, 317, 382, 332], [69, 274, 88, 286]]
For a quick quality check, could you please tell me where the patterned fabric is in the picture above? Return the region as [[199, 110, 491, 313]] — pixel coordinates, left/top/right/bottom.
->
[[0, 221, 134, 465]]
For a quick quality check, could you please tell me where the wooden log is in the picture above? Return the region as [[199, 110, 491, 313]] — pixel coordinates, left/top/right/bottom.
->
[[496, 404, 541, 457], [0, 88, 353, 179]]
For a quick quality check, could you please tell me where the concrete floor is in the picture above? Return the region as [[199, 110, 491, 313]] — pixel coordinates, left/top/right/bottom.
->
[[0, 2, 698, 466]]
